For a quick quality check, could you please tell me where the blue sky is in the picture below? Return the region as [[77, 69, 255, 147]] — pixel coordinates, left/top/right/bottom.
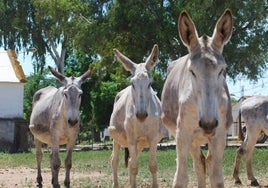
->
[[16, 51, 268, 100], [17, 51, 54, 75], [227, 76, 268, 99]]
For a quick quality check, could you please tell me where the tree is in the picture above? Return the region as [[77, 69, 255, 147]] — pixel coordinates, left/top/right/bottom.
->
[[31, 0, 91, 73], [84, 0, 268, 80], [0, 0, 92, 73], [1, 0, 267, 77]]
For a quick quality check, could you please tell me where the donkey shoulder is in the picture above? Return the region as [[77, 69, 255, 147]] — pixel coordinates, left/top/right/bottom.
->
[[162, 57, 189, 123], [114, 86, 130, 103], [110, 86, 131, 129], [167, 55, 188, 75], [32, 86, 57, 104]]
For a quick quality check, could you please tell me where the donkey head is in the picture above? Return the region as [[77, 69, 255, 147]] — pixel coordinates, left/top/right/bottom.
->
[[49, 66, 92, 126], [114, 44, 159, 122], [178, 9, 233, 134]]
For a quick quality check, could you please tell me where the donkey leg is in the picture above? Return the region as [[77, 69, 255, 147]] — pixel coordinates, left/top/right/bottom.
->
[[172, 130, 191, 188], [35, 138, 43, 187], [50, 148, 61, 188], [245, 129, 260, 187], [111, 141, 121, 188], [50, 139, 61, 188], [233, 139, 247, 185], [207, 135, 226, 188], [64, 141, 76, 188], [148, 140, 158, 188], [128, 143, 138, 188], [246, 147, 259, 186], [190, 146, 206, 188]]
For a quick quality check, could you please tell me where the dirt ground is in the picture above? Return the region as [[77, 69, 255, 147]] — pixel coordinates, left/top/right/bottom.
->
[[1, 167, 268, 188], [0, 167, 104, 188]]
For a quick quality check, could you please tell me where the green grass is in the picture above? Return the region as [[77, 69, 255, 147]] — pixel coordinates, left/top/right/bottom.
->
[[0, 147, 268, 187]]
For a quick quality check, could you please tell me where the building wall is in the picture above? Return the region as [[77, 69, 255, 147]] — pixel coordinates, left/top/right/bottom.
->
[[0, 120, 14, 143], [0, 118, 29, 152], [0, 82, 24, 118]]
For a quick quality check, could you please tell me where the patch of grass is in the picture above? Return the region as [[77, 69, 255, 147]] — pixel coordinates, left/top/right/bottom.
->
[[0, 147, 268, 187], [0, 152, 38, 168]]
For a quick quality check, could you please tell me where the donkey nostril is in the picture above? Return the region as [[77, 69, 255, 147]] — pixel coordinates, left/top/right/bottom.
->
[[136, 112, 148, 122], [199, 119, 218, 134], [68, 119, 78, 126]]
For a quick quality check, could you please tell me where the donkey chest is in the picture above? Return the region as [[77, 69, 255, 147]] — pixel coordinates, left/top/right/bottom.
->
[[127, 118, 157, 137], [54, 124, 79, 142]]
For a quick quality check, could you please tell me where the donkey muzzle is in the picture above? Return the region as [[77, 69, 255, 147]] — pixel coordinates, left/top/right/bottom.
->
[[136, 112, 148, 122], [68, 119, 78, 126], [199, 119, 218, 135]]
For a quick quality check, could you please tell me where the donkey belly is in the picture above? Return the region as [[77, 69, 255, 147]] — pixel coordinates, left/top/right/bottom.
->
[[29, 124, 70, 145], [109, 126, 152, 149], [29, 123, 51, 144]]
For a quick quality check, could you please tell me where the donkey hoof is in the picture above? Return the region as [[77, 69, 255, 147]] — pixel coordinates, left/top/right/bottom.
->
[[53, 184, 60, 188], [36, 183, 43, 188], [234, 179, 242, 185], [251, 179, 259, 186], [36, 176, 43, 187], [64, 181, 70, 188]]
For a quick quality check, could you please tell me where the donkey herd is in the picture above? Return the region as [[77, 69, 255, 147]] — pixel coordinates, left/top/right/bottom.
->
[[27, 8, 268, 188]]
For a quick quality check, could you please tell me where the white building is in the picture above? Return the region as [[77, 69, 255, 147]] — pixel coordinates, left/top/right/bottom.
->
[[0, 49, 28, 152]]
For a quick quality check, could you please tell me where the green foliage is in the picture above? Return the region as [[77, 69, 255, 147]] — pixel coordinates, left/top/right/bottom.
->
[[31, 0, 89, 44], [86, 0, 268, 80], [1, 1, 267, 78]]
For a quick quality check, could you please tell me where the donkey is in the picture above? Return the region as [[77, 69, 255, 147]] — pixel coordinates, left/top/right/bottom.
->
[[29, 66, 91, 188], [161, 9, 233, 188], [233, 96, 268, 186], [108, 44, 167, 188]]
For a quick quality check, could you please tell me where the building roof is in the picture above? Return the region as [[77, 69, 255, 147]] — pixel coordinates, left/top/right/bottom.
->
[[0, 49, 27, 83]]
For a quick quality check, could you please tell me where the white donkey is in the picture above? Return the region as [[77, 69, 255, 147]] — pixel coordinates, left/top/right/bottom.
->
[[161, 9, 233, 188], [233, 96, 268, 186], [109, 44, 167, 188], [29, 66, 91, 188]]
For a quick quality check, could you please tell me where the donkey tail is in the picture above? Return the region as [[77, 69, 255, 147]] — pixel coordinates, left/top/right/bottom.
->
[[124, 148, 130, 168], [238, 110, 245, 141]]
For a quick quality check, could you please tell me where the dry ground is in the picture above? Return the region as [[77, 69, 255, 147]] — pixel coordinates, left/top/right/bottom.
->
[[0, 167, 267, 188], [0, 167, 105, 188], [1, 142, 267, 188]]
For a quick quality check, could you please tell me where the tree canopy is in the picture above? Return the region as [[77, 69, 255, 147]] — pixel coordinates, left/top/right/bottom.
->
[[1, 1, 267, 78]]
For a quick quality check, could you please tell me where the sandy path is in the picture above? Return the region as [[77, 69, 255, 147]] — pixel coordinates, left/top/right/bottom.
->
[[0, 167, 104, 188]]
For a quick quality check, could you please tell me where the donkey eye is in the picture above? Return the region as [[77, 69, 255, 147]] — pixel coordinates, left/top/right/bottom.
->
[[190, 70, 196, 78], [131, 83, 135, 90], [218, 69, 224, 77], [64, 93, 68, 98]]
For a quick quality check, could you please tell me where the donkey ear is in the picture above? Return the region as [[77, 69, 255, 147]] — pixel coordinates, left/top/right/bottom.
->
[[48, 66, 67, 85], [145, 44, 159, 71], [178, 11, 199, 51], [212, 9, 233, 52], [113, 48, 136, 74], [78, 67, 92, 85]]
